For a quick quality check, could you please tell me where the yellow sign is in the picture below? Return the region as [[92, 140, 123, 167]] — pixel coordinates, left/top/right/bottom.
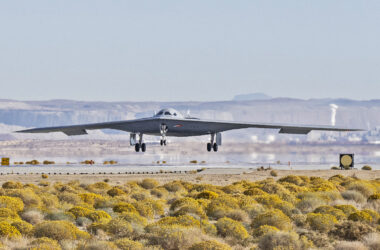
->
[[341, 155, 353, 167], [1, 158, 10, 166]]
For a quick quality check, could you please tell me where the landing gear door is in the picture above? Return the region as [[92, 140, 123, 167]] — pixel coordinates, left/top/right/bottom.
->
[[130, 133, 137, 146], [216, 132, 222, 146]]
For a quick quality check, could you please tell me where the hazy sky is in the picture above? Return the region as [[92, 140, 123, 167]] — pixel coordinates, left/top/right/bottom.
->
[[0, 1, 379, 102]]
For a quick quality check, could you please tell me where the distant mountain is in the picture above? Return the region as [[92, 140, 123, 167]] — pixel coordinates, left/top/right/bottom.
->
[[233, 93, 272, 101]]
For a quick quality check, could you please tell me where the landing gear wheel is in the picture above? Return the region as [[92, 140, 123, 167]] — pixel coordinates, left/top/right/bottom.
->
[[141, 143, 146, 152], [160, 140, 164, 146], [213, 143, 218, 152], [164, 140, 167, 146], [135, 143, 140, 152], [207, 143, 212, 152]]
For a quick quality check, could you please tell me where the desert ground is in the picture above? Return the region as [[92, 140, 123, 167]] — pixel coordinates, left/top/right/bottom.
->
[[0, 169, 379, 186]]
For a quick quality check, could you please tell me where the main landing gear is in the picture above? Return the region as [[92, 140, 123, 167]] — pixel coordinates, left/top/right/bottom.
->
[[207, 133, 219, 152], [133, 133, 146, 152]]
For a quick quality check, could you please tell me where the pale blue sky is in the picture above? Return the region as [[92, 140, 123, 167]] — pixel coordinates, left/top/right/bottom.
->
[[0, 1, 379, 101]]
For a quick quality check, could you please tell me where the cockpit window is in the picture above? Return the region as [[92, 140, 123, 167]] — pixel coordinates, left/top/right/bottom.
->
[[157, 111, 163, 115], [173, 113, 177, 116], [164, 111, 171, 115]]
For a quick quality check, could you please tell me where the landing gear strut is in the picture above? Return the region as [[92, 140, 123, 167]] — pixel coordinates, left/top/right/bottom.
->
[[134, 133, 146, 152], [160, 124, 168, 146], [207, 133, 219, 152]]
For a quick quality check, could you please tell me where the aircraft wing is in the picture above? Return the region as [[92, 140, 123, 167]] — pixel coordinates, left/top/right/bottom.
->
[[172, 118, 363, 134], [16, 118, 152, 136]]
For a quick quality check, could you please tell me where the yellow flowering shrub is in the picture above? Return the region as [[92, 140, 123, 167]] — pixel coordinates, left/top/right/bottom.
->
[[0, 221, 21, 238], [251, 209, 292, 231], [253, 225, 280, 237], [362, 209, 380, 222], [113, 202, 137, 213], [119, 212, 148, 227], [348, 211, 373, 223], [215, 217, 249, 240], [196, 190, 219, 199], [313, 205, 346, 220], [87, 210, 112, 222], [34, 220, 88, 241], [206, 196, 239, 219], [243, 187, 267, 196], [306, 213, 338, 232], [367, 193, 380, 202], [333, 204, 358, 216], [107, 187, 126, 197], [114, 238, 143, 250], [79, 193, 104, 205], [189, 240, 232, 250], [11, 220, 33, 236], [0, 196, 24, 212], [68, 206, 93, 218], [29, 237, 61, 250], [0, 207, 21, 221]]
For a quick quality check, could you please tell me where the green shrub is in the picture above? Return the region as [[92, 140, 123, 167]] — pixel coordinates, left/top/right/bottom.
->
[[251, 209, 292, 231], [347, 182, 375, 197], [243, 187, 267, 196], [189, 240, 232, 250], [278, 175, 304, 185], [164, 181, 185, 192], [120, 212, 148, 227], [330, 221, 375, 240], [0, 221, 21, 238], [270, 170, 278, 177], [258, 231, 303, 250], [140, 179, 159, 189], [114, 238, 143, 250], [362, 165, 372, 170], [306, 213, 338, 232], [106, 218, 133, 238], [2, 181, 23, 189], [341, 190, 366, 203]]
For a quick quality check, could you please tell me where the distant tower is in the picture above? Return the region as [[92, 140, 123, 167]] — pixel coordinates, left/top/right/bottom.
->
[[329, 104, 338, 126]]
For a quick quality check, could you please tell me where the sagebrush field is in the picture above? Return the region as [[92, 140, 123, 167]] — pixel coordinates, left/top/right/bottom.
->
[[0, 173, 379, 249]]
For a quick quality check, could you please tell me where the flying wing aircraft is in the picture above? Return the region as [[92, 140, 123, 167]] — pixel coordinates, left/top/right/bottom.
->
[[17, 108, 363, 152]]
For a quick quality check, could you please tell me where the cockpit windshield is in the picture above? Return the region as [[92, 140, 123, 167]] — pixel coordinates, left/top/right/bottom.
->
[[155, 108, 183, 118]]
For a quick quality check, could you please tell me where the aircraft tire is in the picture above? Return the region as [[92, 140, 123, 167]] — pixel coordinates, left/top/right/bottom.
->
[[135, 143, 140, 152], [141, 143, 146, 152], [164, 140, 167, 146], [160, 140, 163, 146], [207, 143, 212, 152], [213, 143, 218, 152]]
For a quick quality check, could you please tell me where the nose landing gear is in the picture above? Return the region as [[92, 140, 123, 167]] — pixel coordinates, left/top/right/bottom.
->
[[160, 124, 168, 147]]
